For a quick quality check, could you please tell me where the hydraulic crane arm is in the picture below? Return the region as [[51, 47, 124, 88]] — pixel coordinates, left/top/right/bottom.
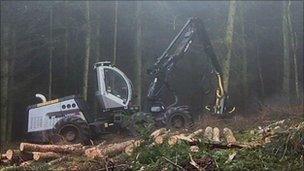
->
[[147, 17, 233, 114]]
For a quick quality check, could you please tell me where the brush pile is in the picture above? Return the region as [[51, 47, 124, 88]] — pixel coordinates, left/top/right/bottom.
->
[[0, 119, 303, 170]]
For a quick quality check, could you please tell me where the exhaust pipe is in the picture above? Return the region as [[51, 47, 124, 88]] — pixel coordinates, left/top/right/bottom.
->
[[35, 94, 47, 103]]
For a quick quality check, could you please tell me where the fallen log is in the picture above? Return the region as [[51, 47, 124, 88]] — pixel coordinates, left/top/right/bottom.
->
[[187, 129, 204, 139], [150, 128, 167, 138], [223, 128, 236, 144], [204, 127, 213, 141], [168, 134, 194, 146], [212, 127, 220, 142], [20, 143, 84, 155], [154, 132, 170, 145], [85, 140, 136, 159], [5, 150, 33, 163], [33, 152, 60, 161], [125, 140, 141, 156]]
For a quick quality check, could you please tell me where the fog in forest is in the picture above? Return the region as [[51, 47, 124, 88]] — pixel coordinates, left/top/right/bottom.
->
[[0, 2, 303, 168]]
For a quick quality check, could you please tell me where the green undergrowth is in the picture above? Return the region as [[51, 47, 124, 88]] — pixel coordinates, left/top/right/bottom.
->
[[128, 119, 304, 170], [1, 119, 303, 171]]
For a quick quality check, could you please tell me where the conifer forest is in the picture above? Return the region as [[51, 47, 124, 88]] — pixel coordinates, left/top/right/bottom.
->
[[0, 1, 303, 170]]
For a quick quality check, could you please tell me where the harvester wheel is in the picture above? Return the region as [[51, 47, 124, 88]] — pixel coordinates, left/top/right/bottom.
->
[[54, 116, 91, 144], [166, 107, 193, 130]]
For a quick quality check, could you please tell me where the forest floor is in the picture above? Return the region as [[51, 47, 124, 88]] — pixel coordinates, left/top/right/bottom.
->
[[0, 104, 303, 171]]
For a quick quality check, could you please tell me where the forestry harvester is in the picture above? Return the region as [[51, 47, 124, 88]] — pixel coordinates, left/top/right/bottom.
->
[[26, 17, 234, 143]]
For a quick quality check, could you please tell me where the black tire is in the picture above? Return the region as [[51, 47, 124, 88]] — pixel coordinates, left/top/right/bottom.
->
[[54, 116, 91, 144], [166, 107, 193, 130]]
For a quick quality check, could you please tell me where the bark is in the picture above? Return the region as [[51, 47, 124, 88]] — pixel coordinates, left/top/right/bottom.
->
[[150, 128, 167, 139], [20, 143, 84, 155], [282, 0, 291, 102], [82, 1, 91, 101], [223, 128, 237, 144], [286, 0, 300, 103], [168, 134, 194, 146], [85, 140, 136, 159], [113, 1, 118, 65], [134, 1, 143, 106], [222, 0, 237, 92], [33, 152, 60, 161], [154, 133, 170, 145], [5, 150, 33, 163], [48, 5, 53, 99], [7, 27, 16, 142], [187, 129, 204, 139], [0, 24, 9, 143]]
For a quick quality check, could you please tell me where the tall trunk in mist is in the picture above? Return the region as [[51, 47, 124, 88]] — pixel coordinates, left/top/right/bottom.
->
[[48, 5, 53, 99], [1, 25, 9, 142], [222, 0, 237, 92], [113, 1, 118, 65], [7, 28, 16, 142], [135, 1, 143, 106], [282, 1, 291, 102], [254, 16, 265, 99], [64, 1, 69, 92], [95, 25, 101, 62], [285, 0, 300, 103], [82, 1, 91, 101], [239, 2, 248, 101]]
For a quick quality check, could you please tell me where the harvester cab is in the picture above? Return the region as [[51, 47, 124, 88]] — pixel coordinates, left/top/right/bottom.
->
[[94, 61, 132, 111]]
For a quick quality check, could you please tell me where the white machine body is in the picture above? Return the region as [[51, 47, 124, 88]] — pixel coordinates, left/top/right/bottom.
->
[[27, 97, 86, 133]]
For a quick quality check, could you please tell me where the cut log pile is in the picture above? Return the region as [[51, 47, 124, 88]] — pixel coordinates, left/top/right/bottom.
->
[[1, 120, 303, 170], [0, 126, 265, 167]]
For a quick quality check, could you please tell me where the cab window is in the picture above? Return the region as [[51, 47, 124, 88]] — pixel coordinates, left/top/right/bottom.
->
[[104, 68, 128, 102]]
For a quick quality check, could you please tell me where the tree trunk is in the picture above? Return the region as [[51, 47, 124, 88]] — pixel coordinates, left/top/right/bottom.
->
[[286, 0, 300, 103], [48, 5, 53, 99], [20, 143, 84, 155], [64, 1, 69, 92], [82, 1, 91, 101], [134, 1, 143, 106], [239, 2, 248, 102], [222, 0, 237, 92], [282, 0, 291, 102], [5, 150, 33, 163], [113, 1, 118, 65], [0, 24, 9, 143], [254, 15, 265, 99], [33, 152, 60, 161], [85, 140, 137, 159], [6, 27, 16, 142]]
